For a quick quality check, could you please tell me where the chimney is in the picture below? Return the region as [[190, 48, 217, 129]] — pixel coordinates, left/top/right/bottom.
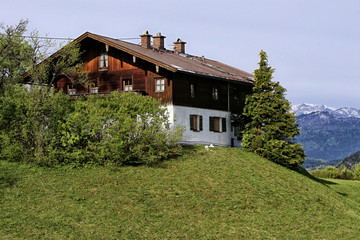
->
[[173, 38, 186, 54], [153, 32, 166, 50], [140, 30, 152, 49]]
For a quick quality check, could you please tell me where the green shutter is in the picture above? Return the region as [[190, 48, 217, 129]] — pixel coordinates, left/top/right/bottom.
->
[[190, 115, 193, 130], [222, 118, 226, 132], [199, 116, 203, 131], [209, 117, 214, 131]]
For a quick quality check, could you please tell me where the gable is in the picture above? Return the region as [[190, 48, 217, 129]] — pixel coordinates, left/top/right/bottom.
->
[[74, 32, 254, 85]]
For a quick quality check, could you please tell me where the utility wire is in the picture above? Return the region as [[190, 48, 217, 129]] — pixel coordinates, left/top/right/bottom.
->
[[0, 34, 140, 41]]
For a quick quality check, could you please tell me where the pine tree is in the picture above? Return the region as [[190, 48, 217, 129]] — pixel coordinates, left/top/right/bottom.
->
[[241, 50, 305, 168]]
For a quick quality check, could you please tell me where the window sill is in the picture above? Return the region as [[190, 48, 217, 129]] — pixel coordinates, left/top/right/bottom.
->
[[99, 68, 108, 72]]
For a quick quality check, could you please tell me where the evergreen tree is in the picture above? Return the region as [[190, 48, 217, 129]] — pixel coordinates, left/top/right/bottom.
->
[[241, 50, 305, 169]]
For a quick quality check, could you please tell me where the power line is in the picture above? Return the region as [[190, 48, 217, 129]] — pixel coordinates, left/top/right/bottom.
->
[[0, 34, 140, 41]]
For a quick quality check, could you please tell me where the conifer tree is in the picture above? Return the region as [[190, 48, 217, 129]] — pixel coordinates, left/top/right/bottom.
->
[[241, 50, 305, 169]]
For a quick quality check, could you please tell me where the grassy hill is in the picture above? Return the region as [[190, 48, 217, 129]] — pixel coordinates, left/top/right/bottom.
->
[[1, 146, 360, 239]]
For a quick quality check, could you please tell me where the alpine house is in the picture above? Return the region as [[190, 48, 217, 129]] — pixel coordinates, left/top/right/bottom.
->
[[54, 31, 254, 147]]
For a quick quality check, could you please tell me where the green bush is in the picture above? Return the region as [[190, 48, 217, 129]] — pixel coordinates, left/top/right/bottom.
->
[[353, 164, 360, 180], [0, 88, 183, 166], [339, 167, 354, 180], [0, 85, 72, 164], [58, 91, 183, 166], [310, 166, 354, 180], [310, 167, 341, 179]]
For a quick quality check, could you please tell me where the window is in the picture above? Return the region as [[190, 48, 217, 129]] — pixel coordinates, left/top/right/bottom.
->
[[90, 81, 98, 94], [156, 78, 165, 92], [212, 88, 219, 100], [68, 85, 76, 95], [123, 79, 133, 91], [99, 52, 108, 69], [209, 117, 226, 132], [190, 115, 202, 132], [222, 117, 227, 132], [190, 83, 196, 98]]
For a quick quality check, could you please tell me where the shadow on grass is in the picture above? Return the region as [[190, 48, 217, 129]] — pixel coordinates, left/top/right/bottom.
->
[[0, 168, 19, 190], [296, 166, 338, 186], [336, 191, 348, 197]]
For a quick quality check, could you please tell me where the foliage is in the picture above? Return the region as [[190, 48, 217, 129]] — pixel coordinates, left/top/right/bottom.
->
[[0, 84, 72, 164], [0, 89, 182, 166], [0, 21, 181, 166], [310, 166, 355, 180], [353, 164, 360, 180], [58, 91, 183, 166], [2, 147, 360, 239], [0, 19, 33, 92], [302, 158, 341, 172], [241, 50, 305, 169]]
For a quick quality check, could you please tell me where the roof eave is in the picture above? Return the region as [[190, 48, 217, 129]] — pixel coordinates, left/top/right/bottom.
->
[[75, 32, 177, 73], [177, 69, 254, 85]]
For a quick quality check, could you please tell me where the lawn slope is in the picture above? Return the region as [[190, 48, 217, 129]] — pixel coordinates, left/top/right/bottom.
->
[[1, 146, 360, 239]]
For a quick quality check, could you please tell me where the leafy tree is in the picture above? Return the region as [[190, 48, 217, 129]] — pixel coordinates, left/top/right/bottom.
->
[[0, 20, 88, 163], [0, 19, 33, 93], [339, 167, 353, 180], [353, 164, 360, 180], [241, 50, 305, 169]]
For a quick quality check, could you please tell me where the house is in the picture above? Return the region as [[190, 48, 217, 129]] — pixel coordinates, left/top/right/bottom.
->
[[55, 31, 254, 147]]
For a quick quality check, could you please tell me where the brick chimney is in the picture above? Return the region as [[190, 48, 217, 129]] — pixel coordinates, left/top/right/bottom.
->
[[140, 30, 152, 49], [173, 38, 186, 54], [153, 32, 166, 50]]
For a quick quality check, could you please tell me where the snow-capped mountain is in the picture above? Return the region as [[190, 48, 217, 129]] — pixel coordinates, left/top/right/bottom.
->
[[292, 103, 360, 118]]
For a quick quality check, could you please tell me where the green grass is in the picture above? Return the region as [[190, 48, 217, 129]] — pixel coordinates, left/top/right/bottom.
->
[[1, 146, 360, 239]]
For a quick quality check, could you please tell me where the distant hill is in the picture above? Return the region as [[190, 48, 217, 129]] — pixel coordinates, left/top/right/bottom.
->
[[337, 151, 360, 169], [302, 157, 341, 171], [295, 110, 360, 161]]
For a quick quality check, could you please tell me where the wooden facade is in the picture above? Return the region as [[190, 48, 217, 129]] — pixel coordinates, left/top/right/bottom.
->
[[54, 32, 253, 115]]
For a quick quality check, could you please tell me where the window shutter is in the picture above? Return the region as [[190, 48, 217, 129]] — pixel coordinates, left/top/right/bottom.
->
[[199, 116, 203, 131], [222, 118, 227, 132], [190, 115, 193, 130], [209, 117, 214, 131]]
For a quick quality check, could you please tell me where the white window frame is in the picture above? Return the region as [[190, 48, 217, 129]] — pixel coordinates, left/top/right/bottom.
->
[[123, 79, 133, 92], [156, 78, 165, 92], [99, 52, 108, 69]]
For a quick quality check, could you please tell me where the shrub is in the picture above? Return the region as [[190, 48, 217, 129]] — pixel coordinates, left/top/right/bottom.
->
[[0, 85, 72, 164], [57, 91, 183, 166], [353, 164, 360, 180], [0, 88, 183, 166], [339, 167, 354, 180], [310, 167, 340, 179]]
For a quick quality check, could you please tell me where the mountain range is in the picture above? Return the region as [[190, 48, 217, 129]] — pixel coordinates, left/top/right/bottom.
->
[[292, 103, 360, 118], [292, 104, 360, 163]]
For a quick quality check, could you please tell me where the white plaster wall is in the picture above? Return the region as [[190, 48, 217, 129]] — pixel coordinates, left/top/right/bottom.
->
[[166, 105, 236, 146]]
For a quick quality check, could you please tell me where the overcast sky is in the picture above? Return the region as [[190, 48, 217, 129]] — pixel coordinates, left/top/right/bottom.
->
[[2, 0, 359, 108]]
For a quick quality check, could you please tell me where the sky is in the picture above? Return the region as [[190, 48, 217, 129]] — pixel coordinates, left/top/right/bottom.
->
[[2, 0, 360, 108]]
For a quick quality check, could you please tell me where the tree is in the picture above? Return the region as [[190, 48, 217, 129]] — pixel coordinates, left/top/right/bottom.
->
[[353, 164, 360, 180], [0, 20, 88, 163], [0, 19, 33, 93], [241, 50, 305, 169]]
